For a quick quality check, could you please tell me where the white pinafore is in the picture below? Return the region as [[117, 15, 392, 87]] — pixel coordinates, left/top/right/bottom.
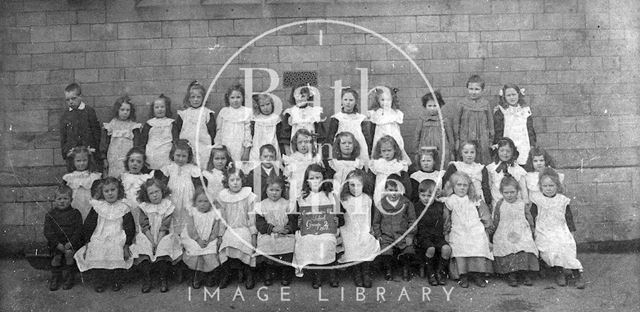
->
[[499, 105, 531, 165], [178, 107, 214, 170], [339, 194, 380, 263], [492, 200, 538, 257], [332, 112, 370, 163], [145, 117, 174, 170], [444, 195, 493, 260]]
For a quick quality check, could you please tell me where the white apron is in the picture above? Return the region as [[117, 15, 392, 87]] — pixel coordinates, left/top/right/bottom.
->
[[255, 198, 295, 255], [178, 107, 214, 170], [250, 113, 281, 162], [445, 195, 493, 260], [328, 158, 364, 190], [145, 117, 174, 170], [369, 158, 408, 208], [217, 188, 257, 266], [530, 193, 582, 270], [450, 161, 484, 201], [162, 163, 200, 233], [121, 171, 154, 232], [283, 152, 321, 201], [180, 206, 220, 256], [339, 194, 380, 263], [500, 105, 531, 165], [486, 162, 527, 211], [525, 171, 565, 200], [332, 112, 370, 163], [492, 200, 538, 257], [63, 170, 101, 221], [104, 120, 141, 178], [130, 199, 182, 262], [293, 192, 339, 271], [369, 108, 411, 164], [215, 106, 253, 162], [285, 105, 323, 141], [74, 199, 134, 272]]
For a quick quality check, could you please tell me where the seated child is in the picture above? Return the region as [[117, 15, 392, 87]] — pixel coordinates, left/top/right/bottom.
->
[[255, 177, 296, 286], [414, 179, 451, 286], [372, 174, 417, 281], [74, 177, 136, 293], [44, 185, 83, 291]]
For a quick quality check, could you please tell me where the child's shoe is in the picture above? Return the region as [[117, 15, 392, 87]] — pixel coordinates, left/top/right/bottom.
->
[[458, 274, 469, 288], [160, 278, 169, 292], [362, 263, 372, 288], [329, 270, 339, 288], [384, 267, 393, 281], [425, 261, 437, 286], [311, 271, 322, 289], [62, 267, 74, 290], [352, 265, 363, 287], [281, 267, 292, 286], [402, 264, 411, 281], [523, 272, 533, 286], [192, 270, 203, 289], [507, 273, 518, 287], [436, 259, 448, 285], [419, 264, 426, 278], [205, 272, 217, 288], [555, 268, 566, 287], [473, 273, 487, 288], [49, 270, 62, 291], [574, 271, 585, 289], [264, 267, 273, 286], [112, 281, 122, 292], [244, 267, 255, 290]]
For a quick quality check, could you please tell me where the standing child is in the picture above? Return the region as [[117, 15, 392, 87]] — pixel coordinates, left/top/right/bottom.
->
[[202, 145, 234, 201], [369, 135, 412, 207], [250, 94, 282, 162], [453, 75, 494, 164], [292, 164, 344, 289], [338, 169, 379, 288], [494, 84, 536, 165], [254, 177, 296, 286], [130, 178, 182, 293], [326, 131, 365, 187], [530, 168, 584, 289], [217, 167, 258, 289], [245, 144, 284, 202], [173, 80, 216, 169], [414, 179, 451, 286], [327, 88, 371, 163], [44, 185, 83, 291], [103, 95, 141, 178], [161, 140, 202, 234], [486, 138, 528, 213], [279, 85, 323, 154], [180, 187, 221, 289], [121, 147, 154, 229], [410, 148, 443, 201], [414, 90, 454, 165], [60, 83, 102, 170], [216, 84, 253, 162], [372, 175, 417, 281], [62, 146, 102, 221], [443, 172, 494, 288], [492, 175, 539, 287], [524, 146, 564, 199], [283, 129, 321, 201], [442, 140, 492, 206], [368, 86, 411, 164], [141, 94, 176, 170], [74, 177, 136, 292]]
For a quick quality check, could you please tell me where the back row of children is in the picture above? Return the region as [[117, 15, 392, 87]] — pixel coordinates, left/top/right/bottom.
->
[[51, 74, 583, 292]]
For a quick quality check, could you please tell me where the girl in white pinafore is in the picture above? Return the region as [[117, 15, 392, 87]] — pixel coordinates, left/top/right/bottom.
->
[[443, 172, 493, 288], [141, 94, 175, 170], [215, 84, 253, 162], [442, 141, 492, 205], [104, 96, 142, 178], [174, 81, 216, 170], [327, 131, 365, 189], [492, 175, 539, 287], [369, 135, 410, 208], [63, 146, 102, 221], [181, 187, 221, 288], [249, 94, 281, 162], [338, 169, 379, 288], [368, 86, 411, 164], [74, 177, 136, 292], [283, 129, 321, 201], [161, 140, 201, 234], [120, 147, 154, 230], [327, 88, 370, 163], [493, 84, 536, 165], [524, 146, 564, 199], [531, 168, 584, 288], [486, 138, 529, 213]]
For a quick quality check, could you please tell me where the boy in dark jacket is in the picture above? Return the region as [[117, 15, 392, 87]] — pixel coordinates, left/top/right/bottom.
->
[[414, 179, 451, 286], [44, 185, 83, 291]]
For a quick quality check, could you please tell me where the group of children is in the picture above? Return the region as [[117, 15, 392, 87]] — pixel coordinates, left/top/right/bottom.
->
[[43, 75, 584, 293]]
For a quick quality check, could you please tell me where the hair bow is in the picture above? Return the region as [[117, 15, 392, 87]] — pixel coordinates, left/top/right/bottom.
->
[[499, 89, 504, 97], [520, 88, 526, 96]]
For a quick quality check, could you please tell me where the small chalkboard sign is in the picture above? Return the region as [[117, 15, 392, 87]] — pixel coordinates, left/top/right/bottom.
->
[[299, 204, 337, 235]]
